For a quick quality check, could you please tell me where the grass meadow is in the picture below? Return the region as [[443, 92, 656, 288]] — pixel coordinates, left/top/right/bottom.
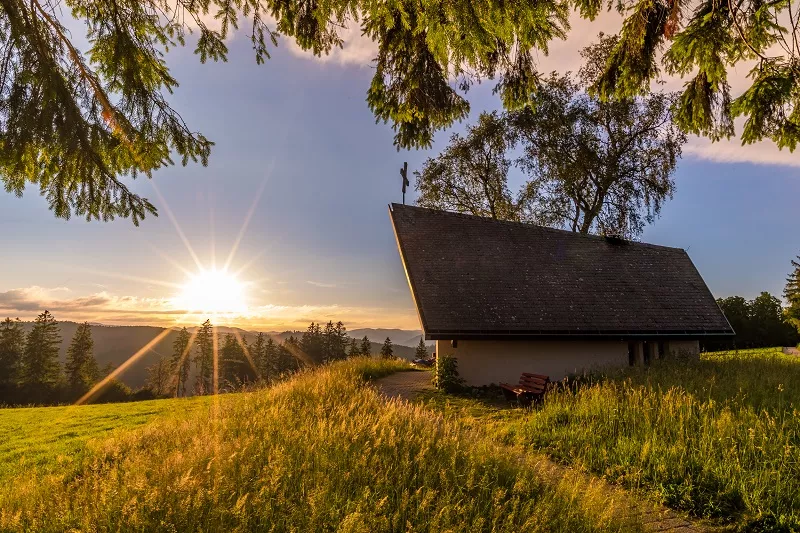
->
[[421, 347, 800, 532], [0, 358, 635, 532]]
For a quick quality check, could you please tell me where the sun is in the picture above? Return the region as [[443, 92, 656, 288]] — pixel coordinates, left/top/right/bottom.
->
[[174, 268, 248, 315]]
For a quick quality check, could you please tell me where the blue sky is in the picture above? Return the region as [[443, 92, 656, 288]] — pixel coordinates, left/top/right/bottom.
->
[[0, 16, 798, 330]]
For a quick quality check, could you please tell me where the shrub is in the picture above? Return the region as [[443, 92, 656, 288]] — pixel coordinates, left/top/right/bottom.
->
[[433, 353, 464, 393]]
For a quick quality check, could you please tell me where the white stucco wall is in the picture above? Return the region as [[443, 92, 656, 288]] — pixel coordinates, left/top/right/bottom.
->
[[435, 338, 701, 386], [436, 339, 630, 386]]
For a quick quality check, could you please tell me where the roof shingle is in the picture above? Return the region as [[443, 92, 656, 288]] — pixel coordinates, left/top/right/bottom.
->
[[389, 204, 733, 340]]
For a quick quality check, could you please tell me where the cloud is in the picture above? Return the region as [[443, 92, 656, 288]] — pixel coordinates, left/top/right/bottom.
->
[[684, 136, 800, 168], [306, 280, 337, 288], [283, 21, 377, 67], [0, 286, 419, 330]]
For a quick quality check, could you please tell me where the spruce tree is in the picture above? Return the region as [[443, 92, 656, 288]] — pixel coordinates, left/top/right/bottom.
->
[[380, 337, 394, 359], [786, 255, 800, 332], [415, 337, 429, 360], [0, 318, 25, 401], [360, 336, 371, 357], [194, 319, 214, 395], [251, 332, 268, 383], [348, 338, 360, 358], [170, 327, 192, 397], [20, 310, 62, 402], [64, 322, 98, 399]]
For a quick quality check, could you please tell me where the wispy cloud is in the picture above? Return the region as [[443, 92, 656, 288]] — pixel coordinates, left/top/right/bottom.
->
[[306, 280, 337, 288]]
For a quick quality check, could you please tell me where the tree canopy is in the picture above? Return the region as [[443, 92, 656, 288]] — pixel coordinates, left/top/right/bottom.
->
[[416, 36, 686, 238], [3, 0, 797, 223]]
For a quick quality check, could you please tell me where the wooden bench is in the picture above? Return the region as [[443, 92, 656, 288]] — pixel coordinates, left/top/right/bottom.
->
[[499, 373, 550, 405]]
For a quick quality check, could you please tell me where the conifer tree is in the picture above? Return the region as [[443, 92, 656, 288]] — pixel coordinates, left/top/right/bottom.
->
[[0, 318, 25, 400], [171, 327, 192, 397], [348, 338, 360, 358], [64, 322, 98, 398], [146, 356, 171, 397], [194, 319, 214, 395], [415, 337, 429, 360], [20, 310, 62, 402], [251, 332, 268, 383], [301, 322, 323, 363], [360, 336, 371, 357], [264, 337, 279, 379], [786, 255, 800, 332], [380, 337, 394, 359]]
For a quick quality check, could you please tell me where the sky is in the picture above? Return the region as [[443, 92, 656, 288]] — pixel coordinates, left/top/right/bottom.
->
[[0, 11, 798, 331]]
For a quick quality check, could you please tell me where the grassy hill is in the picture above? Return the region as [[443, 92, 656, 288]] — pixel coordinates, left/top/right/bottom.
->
[[0, 359, 631, 532]]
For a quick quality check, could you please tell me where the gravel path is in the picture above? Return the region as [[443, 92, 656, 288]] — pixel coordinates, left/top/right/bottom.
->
[[373, 370, 716, 533]]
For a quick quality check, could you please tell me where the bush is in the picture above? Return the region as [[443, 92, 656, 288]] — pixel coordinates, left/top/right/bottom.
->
[[433, 353, 464, 393]]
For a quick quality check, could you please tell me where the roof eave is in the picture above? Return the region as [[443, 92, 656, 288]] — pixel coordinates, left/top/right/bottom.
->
[[425, 331, 735, 341]]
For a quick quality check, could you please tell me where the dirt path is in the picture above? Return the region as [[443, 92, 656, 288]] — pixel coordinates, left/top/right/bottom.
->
[[374, 370, 716, 533], [783, 347, 800, 356]]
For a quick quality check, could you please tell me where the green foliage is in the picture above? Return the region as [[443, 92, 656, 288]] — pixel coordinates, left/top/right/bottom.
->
[[64, 322, 99, 399], [0, 359, 630, 531], [170, 327, 192, 397], [0, 318, 24, 399], [145, 355, 172, 398], [0, 0, 575, 222], [360, 335, 371, 357], [194, 319, 214, 395], [416, 112, 519, 220], [19, 310, 62, 403], [591, 0, 800, 151], [220, 333, 257, 388], [379, 336, 393, 359], [417, 35, 685, 238], [414, 337, 429, 359], [300, 321, 349, 363], [422, 348, 800, 529], [433, 353, 464, 392], [785, 255, 800, 331], [710, 292, 799, 350]]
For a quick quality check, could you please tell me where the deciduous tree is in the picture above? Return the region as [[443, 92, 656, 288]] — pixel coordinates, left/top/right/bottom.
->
[[416, 112, 519, 221]]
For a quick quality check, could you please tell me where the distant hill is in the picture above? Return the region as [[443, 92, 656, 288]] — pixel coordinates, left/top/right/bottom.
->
[[12, 321, 431, 390], [348, 328, 433, 348]]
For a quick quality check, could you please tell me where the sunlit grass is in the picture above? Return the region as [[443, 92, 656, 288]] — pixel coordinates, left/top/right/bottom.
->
[[0, 358, 634, 532], [419, 348, 800, 531]]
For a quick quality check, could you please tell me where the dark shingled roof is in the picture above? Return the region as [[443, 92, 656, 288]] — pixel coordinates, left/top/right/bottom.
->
[[389, 204, 733, 340]]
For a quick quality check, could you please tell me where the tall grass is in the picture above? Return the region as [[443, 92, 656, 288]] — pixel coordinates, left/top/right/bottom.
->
[[491, 349, 800, 531], [0, 358, 632, 532]]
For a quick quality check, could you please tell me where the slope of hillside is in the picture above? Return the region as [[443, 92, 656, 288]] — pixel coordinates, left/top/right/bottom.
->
[[0, 359, 630, 532]]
